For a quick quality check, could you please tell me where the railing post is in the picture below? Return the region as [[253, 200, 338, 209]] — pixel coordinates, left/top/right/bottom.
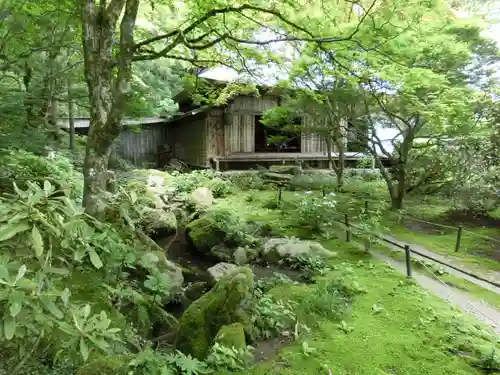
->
[[344, 214, 350, 242], [404, 245, 412, 278], [455, 225, 463, 253]]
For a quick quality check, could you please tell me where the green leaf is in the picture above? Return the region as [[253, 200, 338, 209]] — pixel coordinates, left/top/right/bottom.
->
[[43, 180, 53, 195], [0, 221, 30, 242], [82, 304, 91, 319], [14, 265, 26, 284], [88, 335, 109, 351], [61, 288, 71, 306], [10, 302, 22, 317], [88, 248, 103, 269], [40, 295, 64, 319], [4, 315, 16, 340], [80, 337, 89, 361], [130, 191, 137, 204], [31, 225, 44, 257], [74, 246, 86, 262]]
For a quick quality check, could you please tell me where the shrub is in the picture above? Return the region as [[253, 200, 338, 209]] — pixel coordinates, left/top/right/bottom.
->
[[204, 177, 233, 197], [251, 292, 296, 339], [452, 166, 500, 214], [290, 173, 336, 192], [0, 181, 177, 370], [228, 171, 266, 191], [283, 255, 328, 281], [299, 280, 349, 320], [186, 208, 259, 254], [343, 176, 387, 198], [292, 192, 337, 233], [168, 170, 233, 198], [206, 343, 254, 372], [0, 149, 83, 197]]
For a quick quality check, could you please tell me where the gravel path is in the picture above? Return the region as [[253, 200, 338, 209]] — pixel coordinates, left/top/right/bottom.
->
[[384, 234, 500, 291], [373, 252, 500, 335], [331, 223, 500, 334]]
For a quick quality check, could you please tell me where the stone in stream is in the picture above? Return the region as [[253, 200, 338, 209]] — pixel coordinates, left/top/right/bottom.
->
[[175, 267, 254, 359], [261, 237, 337, 264], [191, 186, 214, 208], [207, 262, 239, 283]]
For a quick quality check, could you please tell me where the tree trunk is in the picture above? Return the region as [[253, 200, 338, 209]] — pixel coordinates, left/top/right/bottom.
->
[[390, 167, 406, 210], [67, 80, 76, 153], [81, 0, 139, 216], [326, 134, 333, 170]]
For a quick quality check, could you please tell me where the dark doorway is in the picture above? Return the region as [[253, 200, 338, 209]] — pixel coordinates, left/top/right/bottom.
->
[[254, 115, 301, 152]]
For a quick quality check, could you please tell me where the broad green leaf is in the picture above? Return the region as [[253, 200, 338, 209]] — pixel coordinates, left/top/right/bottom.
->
[[82, 304, 91, 319], [14, 265, 26, 283], [130, 191, 137, 204], [0, 221, 30, 241], [0, 265, 9, 282], [43, 180, 53, 195], [31, 225, 44, 257], [4, 315, 15, 340], [61, 288, 71, 306], [88, 335, 109, 351], [80, 337, 89, 361], [47, 267, 70, 276], [9, 302, 21, 317], [88, 248, 103, 269], [74, 247, 86, 262], [40, 295, 64, 319]]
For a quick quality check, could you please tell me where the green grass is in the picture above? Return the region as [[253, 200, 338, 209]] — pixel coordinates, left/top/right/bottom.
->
[[220, 187, 499, 274], [217, 240, 499, 375], [381, 219, 500, 274], [212, 190, 500, 375]]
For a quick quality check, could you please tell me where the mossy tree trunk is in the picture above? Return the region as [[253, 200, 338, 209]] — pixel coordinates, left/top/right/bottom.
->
[[81, 0, 139, 216]]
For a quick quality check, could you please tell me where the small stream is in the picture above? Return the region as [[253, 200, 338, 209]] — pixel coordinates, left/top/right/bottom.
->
[[154, 230, 304, 317]]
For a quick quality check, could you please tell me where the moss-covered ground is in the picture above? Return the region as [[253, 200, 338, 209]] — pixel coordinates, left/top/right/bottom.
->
[[211, 189, 500, 375]]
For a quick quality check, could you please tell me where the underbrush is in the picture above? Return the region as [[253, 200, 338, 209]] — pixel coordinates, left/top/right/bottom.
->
[[1, 160, 498, 375]]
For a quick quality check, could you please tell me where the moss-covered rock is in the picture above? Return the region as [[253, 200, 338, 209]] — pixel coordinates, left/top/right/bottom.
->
[[185, 281, 210, 301], [213, 322, 246, 350], [261, 237, 337, 264], [186, 215, 225, 253], [76, 355, 130, 375], [186, 209, 260, 259], [175, 267, 254, 359]]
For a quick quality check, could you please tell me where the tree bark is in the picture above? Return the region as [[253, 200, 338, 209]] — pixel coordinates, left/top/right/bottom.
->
[[67, 80, 76, 153], [81, 0, 139, 216]]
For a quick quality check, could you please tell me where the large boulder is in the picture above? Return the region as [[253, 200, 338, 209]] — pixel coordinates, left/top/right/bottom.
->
[[185, 215, 225, 253], [191, 187, 214, 208], [213, 322, 246, 350], [207, 262, 239, 284], [175, 267, 254, 359], [261, 238, 337, 264], [186, 209, 259, 257]]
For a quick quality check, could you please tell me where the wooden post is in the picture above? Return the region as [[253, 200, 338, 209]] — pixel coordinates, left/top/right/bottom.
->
[[404, 245, 412, 278], [278, 186, 282, 203], [345, 214, 350, 242], [455, 225, 463, 252]]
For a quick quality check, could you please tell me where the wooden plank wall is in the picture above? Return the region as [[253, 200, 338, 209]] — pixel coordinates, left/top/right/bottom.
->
[[301, 115, 329, 153], [225, 94, 278, 153], [206, 109, 225, 159], [115, 123, 169, 166], [171, 113, 207, 166]]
